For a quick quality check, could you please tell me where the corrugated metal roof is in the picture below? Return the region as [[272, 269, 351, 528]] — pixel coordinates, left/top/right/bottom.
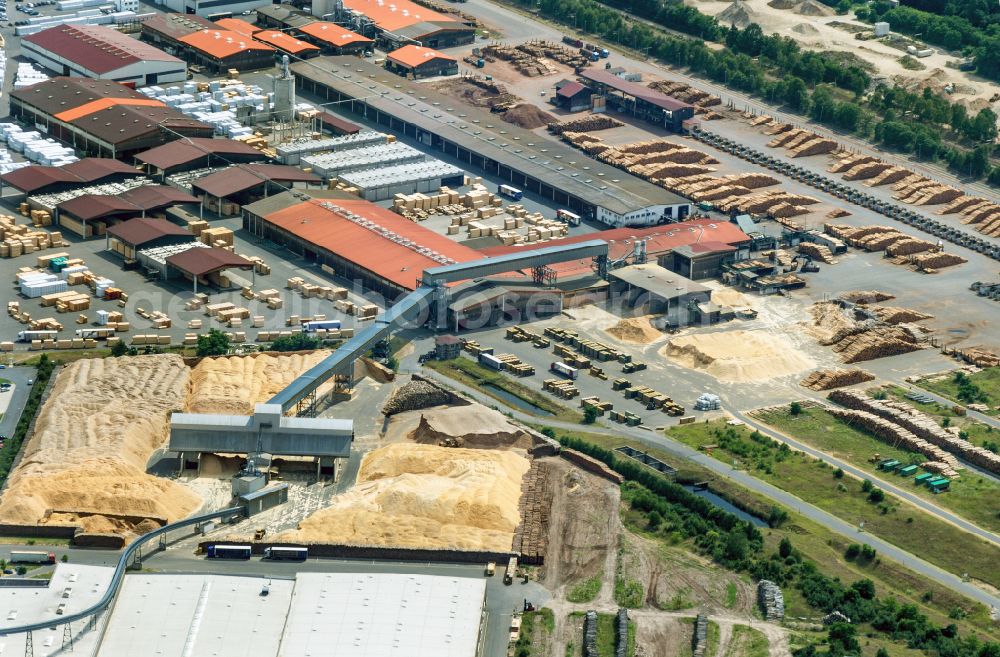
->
[[297, 22, 372, 48], [12, 77, 142, 116], [105, 217, 192, 246], [136, 137, 265, 170], [67, 104, 211, 147], [140, 13, 216, 41], [24, 24, 183, 75], [166, 247, 253, 276], [192, 164, 319, 198], [387, 44, 455, 68], [556, 81, 587, 98], [252, 30, 320, 55], [54, 97, 163, 122], [179, 30, 274, 59], [213, 17, 258, 36], [341, 0, 456, 31], [579, 69, 693, 112], [263, 199, 480, 290], [1, 157, 139, 194], [59, 184, 198, 221]]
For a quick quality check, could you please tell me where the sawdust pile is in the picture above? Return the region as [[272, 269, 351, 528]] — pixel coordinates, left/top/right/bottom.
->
[[767, 0, 799, 8], [187, 350, 331, 414], [408, 405, 532, 449], [503, 104, 558, 129], [0, 355, 200, 535], [839, 290, 895, 304], [792, 22, 820, 35], [716, 0, 755, 27], [662, 330, 815, 382], [796, 0, 833, 15], [606, 316, 662, 344], [278, 444, 530, 551], [711, 287, 753, 308]]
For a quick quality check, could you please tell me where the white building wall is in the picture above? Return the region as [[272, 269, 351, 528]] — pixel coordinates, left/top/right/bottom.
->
[[21, 41, 186, 85], [596, 202, 691, 228]]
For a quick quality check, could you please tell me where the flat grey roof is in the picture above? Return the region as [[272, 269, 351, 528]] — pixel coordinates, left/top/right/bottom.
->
[[280, 572, 486, 657], [290, 57, 689, 216], [609, 263, 709, 300], [97, 574, 295, 657]]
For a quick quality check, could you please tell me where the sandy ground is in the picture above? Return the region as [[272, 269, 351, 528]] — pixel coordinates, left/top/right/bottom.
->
[[276, 443, 530, 551], [688, 0, 1000, 113], [187, 350, 332, 415], [662, 329, 816, 382], [0, 355, 200, 537]]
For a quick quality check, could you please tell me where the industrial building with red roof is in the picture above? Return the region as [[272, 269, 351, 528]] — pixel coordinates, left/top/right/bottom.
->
[[22, 24, 187, 86], [177, 29, 275, 73], [0, 158, 141, 195], [57, 185, 199, 238], [340, 0, 474, 48], [251, 31, 320, 58], [296, 22, 372, 55], [386, 45, 457, 79], [192, 164, 321, 214], [249, 197, 481, 295]]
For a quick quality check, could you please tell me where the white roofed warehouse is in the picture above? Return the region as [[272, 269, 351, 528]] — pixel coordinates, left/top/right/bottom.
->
[[22, 25, 188, 86]]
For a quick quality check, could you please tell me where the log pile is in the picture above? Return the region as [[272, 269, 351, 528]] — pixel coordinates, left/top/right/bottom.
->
[[892, 177, 963, 206], [647, 80, 721, 107], [838, 290, 895, 304], [872, 306, 933, 325], [766, 128, 838, 156], [512, 458, 550, 564], [830, 389, 1000, 476], [944, 347, 1000, 368], [800, 368, 875, 390], [548, 114, 623, 134], [885, 238, 937, 257], [843, 161, 893, 181], [830, 325, 925, 363], [828, 152, 877, 173], [865, 166, 915, 187], [826, 406, 961, 477]]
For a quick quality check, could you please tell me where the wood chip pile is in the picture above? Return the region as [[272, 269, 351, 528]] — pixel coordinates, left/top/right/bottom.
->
[[838, 290, 895, 304], [830, 390, 1000, 476], [872, 306, 934, 324], [800, 368, 875, 390]]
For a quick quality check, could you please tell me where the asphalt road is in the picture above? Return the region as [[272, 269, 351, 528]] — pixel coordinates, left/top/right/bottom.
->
[[0, 366, 33, 441], [415, 369, 1000, 611]]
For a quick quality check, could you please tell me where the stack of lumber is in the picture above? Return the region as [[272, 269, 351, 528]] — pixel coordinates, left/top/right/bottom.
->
[[828, 152, 877, 173], [864, 166, 915, 187], [910, 251, 966, 271], [843, 161, 893, 181], [749, 114, 774, 127], [647, 80, 721, 107], [800, 368, 875, 390], [797, 242, 836, 263], [547, 115, 623, 134], [885, 238, 937, 257], [764, 121, 791, 134], [766, 128, 838, 157], [830, 326, 924, 363], [830, 390, 1000, 476], [893, 177, 963, 206]]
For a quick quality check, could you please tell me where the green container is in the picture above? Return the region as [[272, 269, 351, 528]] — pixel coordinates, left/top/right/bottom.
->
[[897, 465, 918, 476], [879, 459, 900, 471], [914, 473, 934, 484]]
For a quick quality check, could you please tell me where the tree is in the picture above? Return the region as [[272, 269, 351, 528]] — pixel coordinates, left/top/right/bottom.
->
[[269, 333, 320, 352], [15, 566, 26, 576], [867, 487, 885, 503], [860, 544, 877, 560], [779, 537, 793, 558], [969, 144, 992, 177], [833, 467, 845, 479], [110, 340, 128, 357], [196, 329, 230, 357], [789, 401, 802, 416], [845, 543, 861, 560], [783, 76, 809, 112], [60, 554, 68, 563], [583, 405, 599, 424], [861, 478, 873, 493], [827, 622, 860, 656], [970, 108, 998, 142]]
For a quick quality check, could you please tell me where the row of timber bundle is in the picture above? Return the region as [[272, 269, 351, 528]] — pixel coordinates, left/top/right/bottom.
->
[[797, 242, 836, 264], [884, 237, 937, 257], [830, 389, 1000, 475], [766, 127, 838, 157], [547, 114, 623, 134], [942, 346, 1000, 368], [825, 406, 961, 477], [749, 113, 776, 127], [828, 152, 878, 173], [512, 459, 550, 563], [824, 224, 964, 270], [800, 368, 875, 390], [892, 176, 963, 206], [646, 80, 721, 107], [937, 195, 1000, 237], [831, 325, 925, 363]]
